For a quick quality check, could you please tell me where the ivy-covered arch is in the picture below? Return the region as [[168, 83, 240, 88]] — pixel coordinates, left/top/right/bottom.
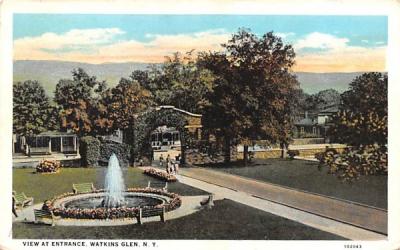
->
[[133, 108, 189, 162]]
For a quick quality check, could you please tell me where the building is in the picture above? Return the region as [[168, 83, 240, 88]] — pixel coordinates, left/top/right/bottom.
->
[[154, 105, 202, 140], [294, 106, 339, 139], [150, 106, 202, 161], [13, 131, 79, 156], [151, 126, 181, 151]]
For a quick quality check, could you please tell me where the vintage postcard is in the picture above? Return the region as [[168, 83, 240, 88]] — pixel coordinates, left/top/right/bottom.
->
[[1, 0, 399, 249]]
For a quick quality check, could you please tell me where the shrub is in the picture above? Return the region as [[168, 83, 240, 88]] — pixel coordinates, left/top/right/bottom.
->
[[36, 159, 61, 173], [80, 136, 101, 167], [318, 145, 387, 181], [99, 141, 131, 168], [287, 150, 300, 160]]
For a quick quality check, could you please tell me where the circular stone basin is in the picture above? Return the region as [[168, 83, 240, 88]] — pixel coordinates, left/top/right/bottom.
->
[[63, 194, 164, 209]]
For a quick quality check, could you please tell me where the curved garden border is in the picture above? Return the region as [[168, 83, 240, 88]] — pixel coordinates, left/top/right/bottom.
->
[[143, 168, 177, 182], [45, 188, 181, 219]]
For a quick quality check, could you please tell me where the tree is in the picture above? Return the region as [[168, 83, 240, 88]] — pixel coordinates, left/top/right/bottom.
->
[[13, 80, 58, 136], [321, 73, 387, 180], [198, 29, 300, 164], [54, 68, 107, 136], [329, 72, 387, 146], [131, 51, 214, 114], [95, 77, 152, 151], [295, 88, 341, 117]]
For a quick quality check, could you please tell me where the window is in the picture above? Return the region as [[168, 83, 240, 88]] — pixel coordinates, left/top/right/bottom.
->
[[312, 127, 317, 134], [300, 127, 304, 133]]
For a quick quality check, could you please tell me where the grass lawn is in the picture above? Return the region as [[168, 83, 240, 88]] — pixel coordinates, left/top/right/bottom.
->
[[13, 167, 208, 203], [13, 199, 345, 240], [204, 158, 387, 209]]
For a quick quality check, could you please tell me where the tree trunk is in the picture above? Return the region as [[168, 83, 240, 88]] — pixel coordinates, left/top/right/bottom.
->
[[243, 145, 249, 166], [181, 131, 186, 165], [224, 135, 231, 163]]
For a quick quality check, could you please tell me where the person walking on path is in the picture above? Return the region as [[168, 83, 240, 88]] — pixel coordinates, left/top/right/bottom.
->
[[159, 154, 164, 168]]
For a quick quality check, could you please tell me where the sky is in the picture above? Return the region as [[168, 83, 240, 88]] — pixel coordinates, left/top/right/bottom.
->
[[13, 14, 387, 73]]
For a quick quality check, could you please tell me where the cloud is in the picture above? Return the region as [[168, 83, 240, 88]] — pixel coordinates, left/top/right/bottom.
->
[[14, 29, 386, 72], [275, 32, 295, 39], [294, 45, 386, 72], [294, 32, 349, 50], [14, 28, 229, 63], [292, 32, 386, 72]]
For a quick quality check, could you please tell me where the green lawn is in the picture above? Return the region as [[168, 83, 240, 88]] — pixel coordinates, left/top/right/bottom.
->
[[13, 167, 207, 203], [204, 158, 387, 209], [13, 199, 345, 240], [13, 167, 345, 240]]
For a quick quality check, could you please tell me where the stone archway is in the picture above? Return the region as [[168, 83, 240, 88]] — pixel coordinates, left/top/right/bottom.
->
[[133, 106, 202, 164]]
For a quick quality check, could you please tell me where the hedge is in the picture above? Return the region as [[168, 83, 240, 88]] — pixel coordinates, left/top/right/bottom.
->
[[80, 136, 101, 167], [99, 141, 131, 168]]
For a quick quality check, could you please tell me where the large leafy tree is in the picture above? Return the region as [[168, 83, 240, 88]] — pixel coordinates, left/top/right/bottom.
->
[[319, 73, 387, 181], [131, 51, 214, 114], [198, 29, 300, 163], [329, 72, 387, 146], [95, 77, 152, 145], [54, 68, 107, 136], [13, 80, 58, 136]]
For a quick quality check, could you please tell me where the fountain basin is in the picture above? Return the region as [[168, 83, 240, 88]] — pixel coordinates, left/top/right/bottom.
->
[[46, 188, 182, 220], [56, 192, 168, 209]]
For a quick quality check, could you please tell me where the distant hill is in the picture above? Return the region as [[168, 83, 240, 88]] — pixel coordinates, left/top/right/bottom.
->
[[13, 60, 368, 96], [13, 60, 151, 96], [295, 72, 366, 94]]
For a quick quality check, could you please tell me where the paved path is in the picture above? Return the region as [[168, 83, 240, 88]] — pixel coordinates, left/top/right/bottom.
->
[[174, 167, 387, 238]]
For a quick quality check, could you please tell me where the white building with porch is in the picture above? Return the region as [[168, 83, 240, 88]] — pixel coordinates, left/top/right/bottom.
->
[[13, 131, 80, 166]]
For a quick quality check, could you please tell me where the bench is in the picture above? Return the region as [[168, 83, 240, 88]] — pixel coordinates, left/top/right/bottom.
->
[[146, 181, 168, 191], [34, 209, 59, 226], [14, 192, 34, 208], [72, 183, 95, 194], [136, 207, 165, 225]]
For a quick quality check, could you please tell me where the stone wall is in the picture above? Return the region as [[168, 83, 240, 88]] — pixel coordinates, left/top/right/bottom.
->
[[291, 138, 326, 145], [236, 149, 282, 159], [237, 146, 347, 159]]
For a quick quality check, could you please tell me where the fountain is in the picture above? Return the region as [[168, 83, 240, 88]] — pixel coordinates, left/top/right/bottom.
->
[[45, 153, 182, 225], [103, 153, 126, 208]]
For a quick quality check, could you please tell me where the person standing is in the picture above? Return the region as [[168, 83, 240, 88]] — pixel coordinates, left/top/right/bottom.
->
[[159, 154, 164, 168]]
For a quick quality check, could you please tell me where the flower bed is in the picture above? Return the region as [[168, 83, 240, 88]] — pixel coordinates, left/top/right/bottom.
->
[[45, 188, 181, 219], [143, 168, 177, 182], [36, 159, 61, 173]]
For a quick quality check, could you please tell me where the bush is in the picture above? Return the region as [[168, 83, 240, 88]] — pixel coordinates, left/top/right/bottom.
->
[[36, 159, 61, 173], [287, 150, 300, 160], [318, 145, 387, 181], [99, 142, 131, 168], [80, 136, 101, 167]]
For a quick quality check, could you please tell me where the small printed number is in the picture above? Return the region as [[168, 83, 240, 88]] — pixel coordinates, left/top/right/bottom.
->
[[344, 245, 362, 249]]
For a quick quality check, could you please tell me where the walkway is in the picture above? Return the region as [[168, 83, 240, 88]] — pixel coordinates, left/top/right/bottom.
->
[[172, 167, 387, 240]]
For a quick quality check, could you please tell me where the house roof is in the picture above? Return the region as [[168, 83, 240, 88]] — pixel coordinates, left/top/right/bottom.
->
[[155, 105, 202, 117], [295, 117, 315, 126], [35, 131, 76, 137], [319, 106, 339, 114]]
